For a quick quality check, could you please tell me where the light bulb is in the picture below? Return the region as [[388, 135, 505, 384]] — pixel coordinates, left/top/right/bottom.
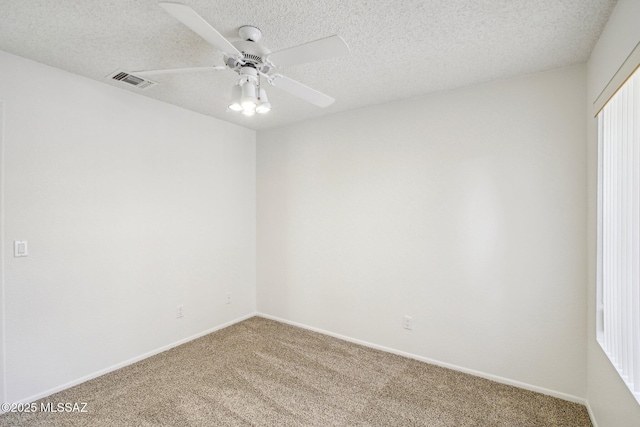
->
[[242, 100, 257, 110]]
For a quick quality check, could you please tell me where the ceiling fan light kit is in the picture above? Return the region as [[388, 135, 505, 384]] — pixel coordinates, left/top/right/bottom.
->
[[230, 65, 270, 116], [131, 2, 350, 118]]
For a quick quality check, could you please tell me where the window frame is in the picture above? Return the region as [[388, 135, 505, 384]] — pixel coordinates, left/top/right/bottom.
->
[[595, 45, 640, 404]]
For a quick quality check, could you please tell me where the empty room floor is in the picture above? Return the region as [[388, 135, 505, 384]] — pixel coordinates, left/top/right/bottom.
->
[[0, 317, 591, 426]]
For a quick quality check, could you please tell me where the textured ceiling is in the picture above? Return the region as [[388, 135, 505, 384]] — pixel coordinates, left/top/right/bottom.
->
[[0, 0, 617, 131]]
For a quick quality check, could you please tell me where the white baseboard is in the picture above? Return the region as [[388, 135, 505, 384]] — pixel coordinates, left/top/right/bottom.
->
[[585, 400, 598, 427], [4, 312, 257, 409], [257, 312, 588, 406]]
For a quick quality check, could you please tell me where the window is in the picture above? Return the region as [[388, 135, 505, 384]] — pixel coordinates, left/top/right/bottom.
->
[[597, 64, 640, 404]]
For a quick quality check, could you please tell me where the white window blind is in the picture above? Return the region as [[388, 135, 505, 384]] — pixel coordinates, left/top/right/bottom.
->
[[597, 65, 640, 404]]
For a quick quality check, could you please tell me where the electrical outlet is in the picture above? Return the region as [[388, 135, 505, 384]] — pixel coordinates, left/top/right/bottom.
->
[[226, 292, 232, 305], [403, 315, 413, 330], [176, 305, 184, 318]]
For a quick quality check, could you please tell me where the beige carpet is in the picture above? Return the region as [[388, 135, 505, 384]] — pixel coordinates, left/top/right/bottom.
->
[[0, 317, 591, 426]]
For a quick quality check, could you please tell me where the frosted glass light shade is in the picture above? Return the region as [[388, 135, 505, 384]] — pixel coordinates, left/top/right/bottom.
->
[[256, 88, 271, 114], [241, 82, 257, 110], [228, 84, 243, 111]]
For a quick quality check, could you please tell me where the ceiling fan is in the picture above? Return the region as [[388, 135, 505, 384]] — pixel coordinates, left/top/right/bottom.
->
[[133, 2, 350, 116]]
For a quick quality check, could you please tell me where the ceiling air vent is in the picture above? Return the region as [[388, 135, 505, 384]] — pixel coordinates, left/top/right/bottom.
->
[[106, 70, 157, 90]]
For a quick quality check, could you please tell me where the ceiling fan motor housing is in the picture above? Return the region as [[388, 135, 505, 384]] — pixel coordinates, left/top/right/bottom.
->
[[226, 38, 272, 74]]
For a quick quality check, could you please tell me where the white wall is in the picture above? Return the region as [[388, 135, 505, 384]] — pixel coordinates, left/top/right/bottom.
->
[[586, 0, 640, 426], [1, 99, 5, 405], [257, 65, 587, 399], [0, 51, 256, 403]]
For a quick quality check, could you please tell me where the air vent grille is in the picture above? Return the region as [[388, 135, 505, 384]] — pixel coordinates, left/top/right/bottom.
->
[[106, 70, 157, 90]]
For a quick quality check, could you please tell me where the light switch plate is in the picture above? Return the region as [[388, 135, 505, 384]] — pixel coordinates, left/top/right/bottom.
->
[[14, 240, 28, 257]]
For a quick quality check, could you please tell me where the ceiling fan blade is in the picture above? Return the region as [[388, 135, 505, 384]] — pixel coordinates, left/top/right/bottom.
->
[[159, 2, 241, 56], [132, 66, 226, 77], [271, 75, 335, 108], [268, 35, 350, 67]]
